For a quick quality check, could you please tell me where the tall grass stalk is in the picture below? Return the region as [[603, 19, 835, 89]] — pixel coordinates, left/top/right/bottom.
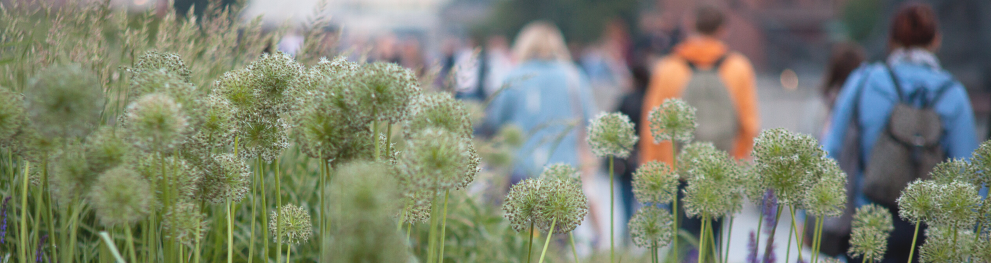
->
[[19, 162, 28, 263], [125, 224, 137, 263], [537, 218, 557, 263], [227, 197, 233, 263], [98, 231, 126, 263]]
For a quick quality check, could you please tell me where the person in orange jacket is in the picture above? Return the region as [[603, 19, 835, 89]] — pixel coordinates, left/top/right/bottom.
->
[[638, 5, 760, 255]]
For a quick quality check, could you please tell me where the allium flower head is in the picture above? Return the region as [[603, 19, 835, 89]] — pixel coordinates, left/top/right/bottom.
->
[[84, 126, 133, 175], [213, 69, 261, 110], [648, 98, 696, 143], [628, 206, 674, 248], [739, 161, 766, 205], [919, 227, 973, 263], [399, 192, 432, 224], [0, 88, 25, 141], [52, 144, 95, 202], [897, 180, 942, 224], [929, 181, 979, 229], [293, 86, 372, 160], [496, 124, 526, 148], [128, 68, 197, 107], [327, 161, 409, 263], [587, 112, 639, 158], [404, 93, 472, 138], [188, 94, 237, 148], [752, 128, 825, 205], [538, 163, 581, 185], [25, 64, 104, 139], [163, 201, 208, 247], [270, 203, 313, 245], [973, 140, 991, 187], [504, 179, 543, 232], [88, 167, 152, 226], [848, 227, 888, 262], [357, 62, 421, 123], [803, 158, 847, 217], [678, 142, 716, 178], [311, 56, 361, 77], [852, 204, 894, 233], [198, 153, 250, 204], [332, 160, 401, 219], [246, 52, 304, 112], [134, 51, 191, 82], [125, 93, 189, 153], [398, 128, 476, 192], [131, 155, 202, 202], [536, 179, 588, 234], [237, 116, 290, 162], [632, 161, 678, 205], [929, 158, 977, 184], [683, 147, 742, 217]]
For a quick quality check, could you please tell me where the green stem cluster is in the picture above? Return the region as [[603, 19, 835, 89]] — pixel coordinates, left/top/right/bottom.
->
[[537, 218, 558, 263]]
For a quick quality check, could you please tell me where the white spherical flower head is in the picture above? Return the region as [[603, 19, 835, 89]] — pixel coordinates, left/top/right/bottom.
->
[[404, 93, 472, 138], [199, 153, 251, 204], [0, 88, 25, 142], [628, 206, 674, 248], [919, 227, 974, 263], [134, 50, 192, 82], [648, 98, 697, 143], [125, 93, 189, 153], [804, 158, 847, 218], [538, 163, 581, 185], [270, 203, 313, 245], [897, 180, 942, 224], [587, 112, 639, 158], [25, 64, 105, 139], [929, 181, 980, 229], [88, 167, 152, 226], [398, 128, 474, 192], [536, 180, 588, 234], [752, 128, 825, 206], [504, 179, 543, 233], [632, 161, 678, 205]]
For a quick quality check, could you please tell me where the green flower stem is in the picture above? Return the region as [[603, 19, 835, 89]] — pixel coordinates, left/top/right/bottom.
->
[[671, 144, 679, 262], [261, 158, 269, 262], [319, 158, 326, 263], [698, 213, 708, 263], [124, 225, 139, 262], [19, 162, 28, 263], [286, 245, 292, 263], [385, 124, 393, 157], [651, 240, 657, 263], [248, 157, 261, 263], [397, 207, 407, 231], [754, 200, 764, 261], [537, 218, 558, 263], [32, 165, 42, 262], [609, 156, 614, 263], [373, 121, 381, 161], [907, 222, 920, 263], [723, 216, 734, 263], [861, 255, 867, 263], [814, 216, 824, 263], [438, 190, 451, 263], [426, 193, 441, 263], [275, 158, 283, 263], [974, 223, 984, 244], [707, 215, 717, 263], [227, 198, 233, 263], [570, 233, 580, 263], [195, 217, 202, 263], [407, 222, 412, 242], [790, 207, 804, 263], [526, 221, 535, 263]]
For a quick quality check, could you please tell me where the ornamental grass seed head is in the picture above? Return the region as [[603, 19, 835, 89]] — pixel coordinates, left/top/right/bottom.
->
[[897, 180, 942, 224], [628, 206, 674, 248], [198, 153, 250, 204], [503, 178, 542, 232], [84, 126, 133, 176], [587, 112, 639, 158], [270, 203, 313, 245], [357, 62, 421, 123], [25, 64, 104, 139], [398, 128, 476, 192], [919, 227, 973, 263], [536, 179, 588, 234], [134, 51, 191, 82], [0, 88, 25, 142], [163, 201, 208, 247], [404, 93, 472, 138], [631, 161, 678, 205], [752, 128, 824, 205], [538, 163, 581, 185], [89, 167, 152, 226], [125, 93, 189, 153], [804, 158, 846, 217], [648, 98, 696, 143]]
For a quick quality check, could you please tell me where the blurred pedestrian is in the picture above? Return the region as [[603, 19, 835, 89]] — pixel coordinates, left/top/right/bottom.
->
[[822, 3, 978, 263], [581, 19, 633, 112], [454, 35, 514, 101], [483, 20, 603, 242], [638, 5, 760, 254], [801, 41, 865, 257]]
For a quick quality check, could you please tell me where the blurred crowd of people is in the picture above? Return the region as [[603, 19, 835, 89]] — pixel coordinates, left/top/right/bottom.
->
[[277, 2, 982, 261]]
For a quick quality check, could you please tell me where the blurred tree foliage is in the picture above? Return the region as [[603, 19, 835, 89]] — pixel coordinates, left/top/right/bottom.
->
[[840, 0, 883, 42], [482, 0, 642, 44]]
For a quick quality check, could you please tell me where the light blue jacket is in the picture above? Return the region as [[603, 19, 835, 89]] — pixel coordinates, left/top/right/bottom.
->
[[484, 60, 597, 180], [823, 53, 979, 207]]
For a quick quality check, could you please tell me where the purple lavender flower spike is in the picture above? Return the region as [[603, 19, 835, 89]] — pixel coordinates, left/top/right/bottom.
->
[[683, 248, 699, 263], [35, 234, 47, 263], [747, 231, 760, 263], [0, 196, 10, 244], [762, 190, 779, 234], [763, 234, 776, 263]]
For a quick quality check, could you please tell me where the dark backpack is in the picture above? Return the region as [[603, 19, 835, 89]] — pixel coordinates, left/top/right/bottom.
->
[[862, 64, 954, 207], [681, 55, 738, 153]]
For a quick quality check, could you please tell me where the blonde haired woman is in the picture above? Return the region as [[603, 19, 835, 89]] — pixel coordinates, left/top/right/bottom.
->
[[484, 21, 605, 248]]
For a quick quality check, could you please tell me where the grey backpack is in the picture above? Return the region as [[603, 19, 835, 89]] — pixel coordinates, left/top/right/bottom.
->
[[682, 56, 738, 152], [862, 65, 953, 207]]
